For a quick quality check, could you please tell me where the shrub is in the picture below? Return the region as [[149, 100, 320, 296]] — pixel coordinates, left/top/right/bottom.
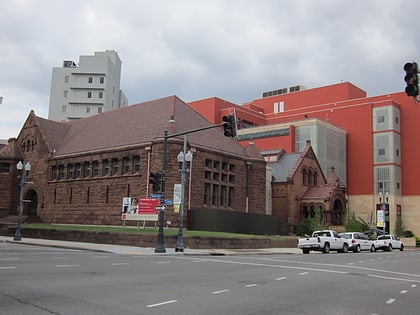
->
[[296, 207, 325, 236], [345, 211, 369, 232]]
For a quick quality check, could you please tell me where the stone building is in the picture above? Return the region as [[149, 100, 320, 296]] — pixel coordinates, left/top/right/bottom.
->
[[267, 142, 347, 234], [0, 96, 268, 231]]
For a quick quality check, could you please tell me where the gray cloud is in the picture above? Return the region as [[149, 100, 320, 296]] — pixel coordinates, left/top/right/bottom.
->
[[1, 0, 418, 138]]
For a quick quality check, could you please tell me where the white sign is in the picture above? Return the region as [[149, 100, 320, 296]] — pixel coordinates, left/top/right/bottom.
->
[[173, 184, 182, 205], [377, 210, 385, 227]]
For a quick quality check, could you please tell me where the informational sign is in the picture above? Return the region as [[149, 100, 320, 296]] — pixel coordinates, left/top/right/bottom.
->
[[121, 197, 158, 221], [376, 209, 385, 227], [173, 184, 182, 205]]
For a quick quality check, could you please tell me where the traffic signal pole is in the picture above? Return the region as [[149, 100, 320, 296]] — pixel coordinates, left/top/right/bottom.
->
[[154, 121, 233, 253]]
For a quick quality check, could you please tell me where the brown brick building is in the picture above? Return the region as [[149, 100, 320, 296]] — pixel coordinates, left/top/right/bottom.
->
[[0, 96, 269, 231]]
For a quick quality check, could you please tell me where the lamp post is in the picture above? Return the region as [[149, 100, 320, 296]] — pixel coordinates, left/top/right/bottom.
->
[[175, 135, 193, 252], [378, 190, 389, 235], [14, 161, 31, 241]]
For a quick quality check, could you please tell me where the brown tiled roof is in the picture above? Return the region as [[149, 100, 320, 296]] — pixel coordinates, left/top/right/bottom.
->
[[35, 96, 250, 158], [302, 186, 335, 200]]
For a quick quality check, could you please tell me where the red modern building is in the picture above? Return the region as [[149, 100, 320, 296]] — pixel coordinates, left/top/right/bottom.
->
[[188, 82, 420, 236]]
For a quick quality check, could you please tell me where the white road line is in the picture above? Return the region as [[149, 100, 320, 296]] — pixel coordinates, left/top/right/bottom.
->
[[275, 276, 287, 280], [411, 284, 417, 288], [212, 289, 230, 294], [299, 272, 309, 275], [368, 274, 420, 283], [245, 284, 258, 287], [111, 262, 130, 266], [386, 298, 396, 304], [94, 255, 110, 258], [0, 257, 20, 261], [0, 266, 16, 270], [146, 299, 177, 308], [56, 264, 80, 268], [157, 261, 171, 264], [400, 290, 408, 294]]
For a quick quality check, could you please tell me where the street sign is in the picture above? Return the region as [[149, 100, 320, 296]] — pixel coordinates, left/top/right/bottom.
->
[[163, 199, 173, 205], [155, 205, 166, 211], [150, 194, 162, 199]]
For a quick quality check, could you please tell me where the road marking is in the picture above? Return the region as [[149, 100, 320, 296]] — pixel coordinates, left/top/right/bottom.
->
[[146, 299, 177, 308], [111, 262, 130, 266], [0, 257, 20, 261], [56, 264, 80, 268], [400, 290, 408, 294], [411, 284, 417, 288], [275, 276, 287, 280], [245, 284, 258, 287], [299, 272, 309, 276], [368, 274, 420, 283], [212, 289, 230, 294], [94, 255, 110, 258], [386, 298, 396, 304], [0, 266, 16, 270], [157, 261, 171, 264]]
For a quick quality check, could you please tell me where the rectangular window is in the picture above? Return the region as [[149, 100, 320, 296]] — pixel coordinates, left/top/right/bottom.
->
[[204, 183, 211, 205], [84, 161, 90, 178], [88, 76, 93, 83], [100, 77, 104, 84], [63, 90, 68, 98], [67, 164, 74, 179], [98, 107, 103, 113], [112, 158, 119, 175], [64, 75, 69, 83], [86, 106, 91, 113], [228, 187, 234, 207], [378, 148, 386, 156], [99, 91, 103, 99], [103, 159, 109, 176], [123, 157, 130, 174], [51, 166, 58, 180], [87, 91, 92, 98], [132, 155, 140, 173], [0, 162, 10, 173], [75, 163, 81, 178], [212, 184, 219, 206], [59, 165, 65, 179], [92, 160, 99, 177], [377, 116, 385, 123], [62, 105, 67, 112]]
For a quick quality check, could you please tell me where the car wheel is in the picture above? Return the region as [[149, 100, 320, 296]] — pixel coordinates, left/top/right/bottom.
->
[[302, 248, 310, 254], [400, 244, 404, 251], [370, 245, 376, 252], [355, 245, 361, 253], [342, 243, 349, 253], [323, 243, 330, 254], [388, 244, 393, 251]]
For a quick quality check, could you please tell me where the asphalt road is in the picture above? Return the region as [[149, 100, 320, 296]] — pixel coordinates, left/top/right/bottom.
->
[[1, 242, 419, 315]]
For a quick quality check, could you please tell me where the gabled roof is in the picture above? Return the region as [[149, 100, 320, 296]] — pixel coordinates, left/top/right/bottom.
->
[[32, 96, 251, 159], [271, 153, 301, 182], [0, 138, 23, 159]]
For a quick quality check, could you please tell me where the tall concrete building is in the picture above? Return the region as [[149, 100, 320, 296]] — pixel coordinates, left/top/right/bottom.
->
[[48, 51, 128, 122]]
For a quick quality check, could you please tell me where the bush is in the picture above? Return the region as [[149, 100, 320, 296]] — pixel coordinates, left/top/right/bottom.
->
[[404, 230, 414, 238], [345, 212, 369, 232], [296, 207, 325, 236]]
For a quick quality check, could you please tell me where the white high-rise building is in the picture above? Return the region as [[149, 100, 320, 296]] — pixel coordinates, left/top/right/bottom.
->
[[48, 50, 128, 122]]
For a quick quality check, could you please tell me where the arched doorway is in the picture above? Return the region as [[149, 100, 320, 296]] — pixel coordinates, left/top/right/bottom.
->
[[25, 189, 38, 216], [332, 199, 344, 225]]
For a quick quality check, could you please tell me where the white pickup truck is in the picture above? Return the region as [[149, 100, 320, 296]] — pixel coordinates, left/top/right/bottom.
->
[[374, 235, 404, 251], [298, 230, 350, 254]]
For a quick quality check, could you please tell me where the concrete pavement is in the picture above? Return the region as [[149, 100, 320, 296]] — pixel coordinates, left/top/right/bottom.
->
[[0, 235, 302, 256]]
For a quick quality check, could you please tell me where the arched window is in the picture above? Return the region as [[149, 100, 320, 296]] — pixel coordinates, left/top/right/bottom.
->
[[308, 170, 313, 186], [302, 168, 307, 185]]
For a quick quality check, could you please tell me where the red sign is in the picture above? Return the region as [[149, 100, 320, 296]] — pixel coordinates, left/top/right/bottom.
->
[[139, 198, 159, 214]]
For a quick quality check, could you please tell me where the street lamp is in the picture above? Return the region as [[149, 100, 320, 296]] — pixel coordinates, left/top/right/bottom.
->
[[175, 135, 193, 252], [14, 161, 31, 241], [378, 190, 389, 235]]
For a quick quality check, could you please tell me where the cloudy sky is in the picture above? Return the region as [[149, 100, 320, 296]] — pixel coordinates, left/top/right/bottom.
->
[[1, 0, 418, 138]]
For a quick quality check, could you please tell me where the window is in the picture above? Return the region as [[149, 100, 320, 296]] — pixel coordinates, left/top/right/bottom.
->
[[100, 77, 104, 84], [58, 165, 65, 180], [112, 158, 119, 175], [51, 166, 58, 180], [84, 161, 90, 178], [123, 157, 130, 174], [64, 75, 69, 83], [103, 159, 109, 176], [88, 76, 93, 83], [75, 163, 81, 178], [87, 91, 92, 98], [86, 106, 91, 113], [0, 163, 10, 173], [67, 164, 74, 179], [203, 158, 235, 208], [378, 148, 386, 156], [377, 116, 385, 124], [99, 91, 103, 99], [62, 105, 67, 112], [98, 107, 103, 113], [64, 90, 68, 97], [92, 161, 99, 177], [132, 155, 140, 173]]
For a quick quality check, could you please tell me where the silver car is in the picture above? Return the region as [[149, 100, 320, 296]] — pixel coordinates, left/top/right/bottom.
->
[[339, 232, 375, 253]]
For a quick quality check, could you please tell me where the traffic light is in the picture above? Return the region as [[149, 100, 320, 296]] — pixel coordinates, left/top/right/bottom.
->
[[149, 172, 161, 193], [222, 115, 236, 137], [403, 62, 419, 97]]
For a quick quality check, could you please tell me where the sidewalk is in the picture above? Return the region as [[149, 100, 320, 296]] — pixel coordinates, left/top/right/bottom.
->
[[0, 236, 301, 256]]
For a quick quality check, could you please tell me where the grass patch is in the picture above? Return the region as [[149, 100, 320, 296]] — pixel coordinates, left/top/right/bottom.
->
[[21, 223, 293, 240]]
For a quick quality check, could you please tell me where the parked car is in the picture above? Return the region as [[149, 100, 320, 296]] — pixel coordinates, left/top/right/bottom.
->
[[374, 235, 404, 251], [339, 232, 376, 253], [297, 230, 349, 254]]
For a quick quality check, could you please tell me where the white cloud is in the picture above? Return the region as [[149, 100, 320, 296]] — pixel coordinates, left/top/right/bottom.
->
[[0, 0, 418, 138]]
